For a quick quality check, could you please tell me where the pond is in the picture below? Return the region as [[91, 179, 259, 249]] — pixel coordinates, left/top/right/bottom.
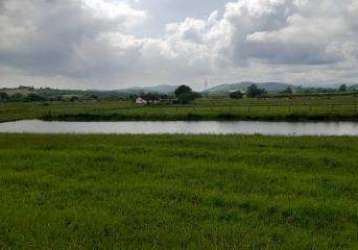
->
[[1, 120, 358, 136]]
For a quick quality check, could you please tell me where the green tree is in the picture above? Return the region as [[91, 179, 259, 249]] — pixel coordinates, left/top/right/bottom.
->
[[281, 87, 293, 95], [25, 93, 47, 102], [0, 92, 9, 102], [89, 94, 98, 100], [70, 96, 80, 102], [10, 93, 24, 102], [177, 92, 201, 104], [246, 84, 266, 98], [339, 84, 347, 92], [230, 90, 243, 99], [175, 85, 192, 97], [174, 85, 201, 104]]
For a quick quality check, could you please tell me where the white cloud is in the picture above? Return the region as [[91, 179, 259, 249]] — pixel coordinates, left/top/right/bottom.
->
[[0, 0, 357, 89], [81, 0, 146, 28]]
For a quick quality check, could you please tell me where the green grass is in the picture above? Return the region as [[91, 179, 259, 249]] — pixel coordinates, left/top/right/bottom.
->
[[1, 94, 358, 123], [0, 134, 358, 249]]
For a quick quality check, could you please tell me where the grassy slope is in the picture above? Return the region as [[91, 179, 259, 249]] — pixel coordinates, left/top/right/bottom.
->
[[0, 134, 358, 249], [1, 95, 358, 123]]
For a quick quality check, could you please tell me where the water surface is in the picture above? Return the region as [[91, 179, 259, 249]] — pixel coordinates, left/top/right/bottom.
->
[[1, 120, 358, 136]]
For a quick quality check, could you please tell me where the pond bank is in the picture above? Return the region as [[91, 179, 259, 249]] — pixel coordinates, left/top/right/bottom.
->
[[1, 120, 358, 136]]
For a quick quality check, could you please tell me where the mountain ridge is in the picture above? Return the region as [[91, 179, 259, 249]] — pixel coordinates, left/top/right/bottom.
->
[[115, 85, 179, 95], [203, 82, 292, 95]]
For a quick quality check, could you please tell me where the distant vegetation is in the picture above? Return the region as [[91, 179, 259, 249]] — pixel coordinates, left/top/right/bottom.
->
[[1, 83, 358, 122], [174, 85, 201, 104], [229, 90, 243, 99], [0, 94, 358, 123], [203, 81, 358, 97], [1, 82, 358, 104], [0, 134, 358, 248], [0, 86, 127, 103], [280, 86, 293, 95], [203, 82, 291, 96], [246, 84, 267, 98]]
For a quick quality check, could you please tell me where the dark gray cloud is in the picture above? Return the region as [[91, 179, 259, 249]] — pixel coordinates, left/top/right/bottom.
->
[[0, 0, 145, 79]]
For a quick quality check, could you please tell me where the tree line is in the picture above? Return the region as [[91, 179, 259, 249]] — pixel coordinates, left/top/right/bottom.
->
[[228, 84, 356, 99], [1, 84, 356, 103]]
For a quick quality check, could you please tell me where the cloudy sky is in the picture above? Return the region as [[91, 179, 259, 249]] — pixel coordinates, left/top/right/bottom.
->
[[0, 0, 357, 90]]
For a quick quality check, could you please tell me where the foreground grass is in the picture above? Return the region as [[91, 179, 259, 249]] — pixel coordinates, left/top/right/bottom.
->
[[1, 95, 358, 123], [0, 134, 358, 249]]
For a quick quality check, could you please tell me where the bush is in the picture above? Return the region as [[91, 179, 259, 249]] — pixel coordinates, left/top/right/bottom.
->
[[175, 85, 192, 97], [175, 85, 201, 104], [0, 92, 9, 102], [70, 96, 80, 102], [10, 93, 24, 102], [230, 90, 243, 99], [246, 84, 267, 98], [24, 93, 47, 102], [281, 87, 293, 95], [339, 84, 347, 92], [177, 92, 201, 104]]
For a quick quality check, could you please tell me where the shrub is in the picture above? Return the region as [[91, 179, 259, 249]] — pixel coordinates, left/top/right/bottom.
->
[[175, 85, 192, 97], [24, 93, 47, 102], [177, 92, 201, 104], [339, 84, 347, 92], [281, 87, 293, 95], [175, 85, 201, 104], [246, 84, 267, 98], [229, 90, 243, 99], [0, 92, 9, 102]]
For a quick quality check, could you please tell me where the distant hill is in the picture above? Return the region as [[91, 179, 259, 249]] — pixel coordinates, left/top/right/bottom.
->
[[0, 86, 35, 96], [0, 85, 179, 98], [116, 85, 178, 95], [349, 84, 358, 90], [203, 82, 292, 95], [2, 82, 357, 100]]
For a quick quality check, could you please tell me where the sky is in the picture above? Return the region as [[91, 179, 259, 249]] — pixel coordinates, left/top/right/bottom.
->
[[0, 0, 357, 90]]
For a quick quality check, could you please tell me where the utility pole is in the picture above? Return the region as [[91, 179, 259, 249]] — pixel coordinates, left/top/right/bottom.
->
[[204, 78, 209, 91]]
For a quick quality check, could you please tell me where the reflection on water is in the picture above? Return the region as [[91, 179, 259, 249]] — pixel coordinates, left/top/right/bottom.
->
[[0, 120, 358, 136]]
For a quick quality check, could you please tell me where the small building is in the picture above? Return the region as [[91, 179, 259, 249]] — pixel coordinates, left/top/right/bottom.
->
[[136, 96, 178, 105], [136, 97, 148, 105]]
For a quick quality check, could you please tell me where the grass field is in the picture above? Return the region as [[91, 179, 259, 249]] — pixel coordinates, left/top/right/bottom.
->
[[1, 94, 358, 123], [0, 134, 358, 249]]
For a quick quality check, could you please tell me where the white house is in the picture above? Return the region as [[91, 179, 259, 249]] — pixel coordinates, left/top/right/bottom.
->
[[136, 97, 148, 105]]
